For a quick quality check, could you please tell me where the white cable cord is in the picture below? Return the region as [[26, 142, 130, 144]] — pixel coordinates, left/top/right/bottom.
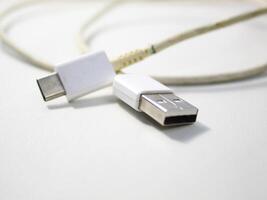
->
[[78, 0, 267, 84], [1, 0, 267, 84], [0, 0, 120, 72], [76, 0, 123, 54], [0, 0, 55, 71]]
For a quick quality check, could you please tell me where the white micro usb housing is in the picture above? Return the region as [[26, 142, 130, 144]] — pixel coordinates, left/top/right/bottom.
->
[[37, 52, 115, 101], [113, 74, 198, 126]]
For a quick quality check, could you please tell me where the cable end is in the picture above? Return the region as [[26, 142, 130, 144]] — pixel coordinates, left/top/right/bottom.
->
[[140, 93, 198, 126], [37, 73, 66, 102], [36, 52, 115, 102]]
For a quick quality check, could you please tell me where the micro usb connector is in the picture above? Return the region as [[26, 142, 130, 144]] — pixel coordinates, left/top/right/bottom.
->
[[37, 52, 115, 101], [37, 73, 66, 101], [113, 74, 198, 126]]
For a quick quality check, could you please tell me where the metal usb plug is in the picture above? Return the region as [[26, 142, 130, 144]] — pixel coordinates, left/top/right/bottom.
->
[[113, 75, 199, 126], [139, 93, 198, 126], [37, 73, 66, 102]]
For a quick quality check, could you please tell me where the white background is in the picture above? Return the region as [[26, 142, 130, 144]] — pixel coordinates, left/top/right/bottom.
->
[[0, 1, 267, 200]]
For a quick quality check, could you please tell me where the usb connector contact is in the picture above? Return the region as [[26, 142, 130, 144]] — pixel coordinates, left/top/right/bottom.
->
[[37, 73, 66, 101], [113, 75, 198, 126], [140, 94, 198, 126]]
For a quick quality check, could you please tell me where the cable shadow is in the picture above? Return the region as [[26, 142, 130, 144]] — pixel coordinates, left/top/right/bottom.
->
[[47, 94, 117, 110], [118, 101, 209, 143], [160, 122, 209, 143], [48, 92, 208, 143]]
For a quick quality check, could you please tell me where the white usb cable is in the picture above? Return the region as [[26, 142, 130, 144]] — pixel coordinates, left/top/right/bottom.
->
[[36, 51, 198, 126], [1, 0, 267, 85], [1, 0, 267, 126], [113, 74, 198, 126]]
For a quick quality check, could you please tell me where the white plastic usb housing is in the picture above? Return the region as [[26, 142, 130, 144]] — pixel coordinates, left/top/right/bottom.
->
[[113, 74, 198, 126], [37, 52, 115, 101]]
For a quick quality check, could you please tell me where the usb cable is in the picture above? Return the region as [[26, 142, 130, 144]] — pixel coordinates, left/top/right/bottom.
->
[[113, 74, 198, 126], [37, 53, 198, 126], [1, 0, 267, 85], [1, 0, 267, 126]]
